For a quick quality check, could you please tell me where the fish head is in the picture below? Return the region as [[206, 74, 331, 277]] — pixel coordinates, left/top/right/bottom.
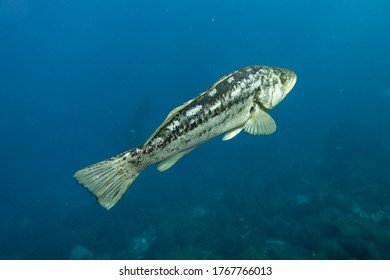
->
[[256, 68, 297, 110]]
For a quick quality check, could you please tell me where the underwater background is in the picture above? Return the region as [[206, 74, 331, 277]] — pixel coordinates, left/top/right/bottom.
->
[[1, 0, 390, 259]]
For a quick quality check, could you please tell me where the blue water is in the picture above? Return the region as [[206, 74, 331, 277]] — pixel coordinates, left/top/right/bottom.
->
[[1, 0, 390, 259]]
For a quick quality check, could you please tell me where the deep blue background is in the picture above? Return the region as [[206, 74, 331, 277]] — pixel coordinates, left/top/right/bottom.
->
[[1, 0, 389, 259]]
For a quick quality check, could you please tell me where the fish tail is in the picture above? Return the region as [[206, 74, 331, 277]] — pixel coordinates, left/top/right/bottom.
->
[[74, 150, 143, 210]]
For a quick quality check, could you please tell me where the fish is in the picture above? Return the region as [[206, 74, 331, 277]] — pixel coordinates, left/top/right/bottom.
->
[[74, 65, 297, 209]]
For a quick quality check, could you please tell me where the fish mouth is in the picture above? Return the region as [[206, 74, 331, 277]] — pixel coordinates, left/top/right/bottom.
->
[[269, 69, 297, 108], [285, 70, 297, 94]]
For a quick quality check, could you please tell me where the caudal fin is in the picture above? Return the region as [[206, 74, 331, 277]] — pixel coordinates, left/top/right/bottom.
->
[[74, 152, 142, 210]]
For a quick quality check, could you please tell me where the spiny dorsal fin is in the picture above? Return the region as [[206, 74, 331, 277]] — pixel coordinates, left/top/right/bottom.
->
[[208, 70, 238, 89], [244, 105, 276, 135]]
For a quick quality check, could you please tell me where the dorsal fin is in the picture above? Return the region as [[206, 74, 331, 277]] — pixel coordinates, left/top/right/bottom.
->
[[208, 70, 238, 89], [144, 98, 194, 146], [144, 70, 238, 146]]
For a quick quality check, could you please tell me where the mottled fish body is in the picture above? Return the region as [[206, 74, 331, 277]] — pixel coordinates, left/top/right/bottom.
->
[[74, 65, 297, 209]]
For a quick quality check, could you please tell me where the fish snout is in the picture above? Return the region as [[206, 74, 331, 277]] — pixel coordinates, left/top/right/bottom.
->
[[268, 69, 297, 108], [282, 70, 297, 94]]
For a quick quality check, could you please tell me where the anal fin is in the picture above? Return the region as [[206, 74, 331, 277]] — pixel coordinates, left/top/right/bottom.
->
[[156, 148, 195, 172]]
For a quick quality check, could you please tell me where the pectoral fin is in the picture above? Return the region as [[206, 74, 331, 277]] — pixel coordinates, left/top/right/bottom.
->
[[222, 125, 244, 141], [244, 105, 276, 135], [156, 148, 195, 172]]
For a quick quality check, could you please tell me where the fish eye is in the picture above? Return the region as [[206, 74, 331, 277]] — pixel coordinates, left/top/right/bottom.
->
[[280, 74, 287, 85]]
